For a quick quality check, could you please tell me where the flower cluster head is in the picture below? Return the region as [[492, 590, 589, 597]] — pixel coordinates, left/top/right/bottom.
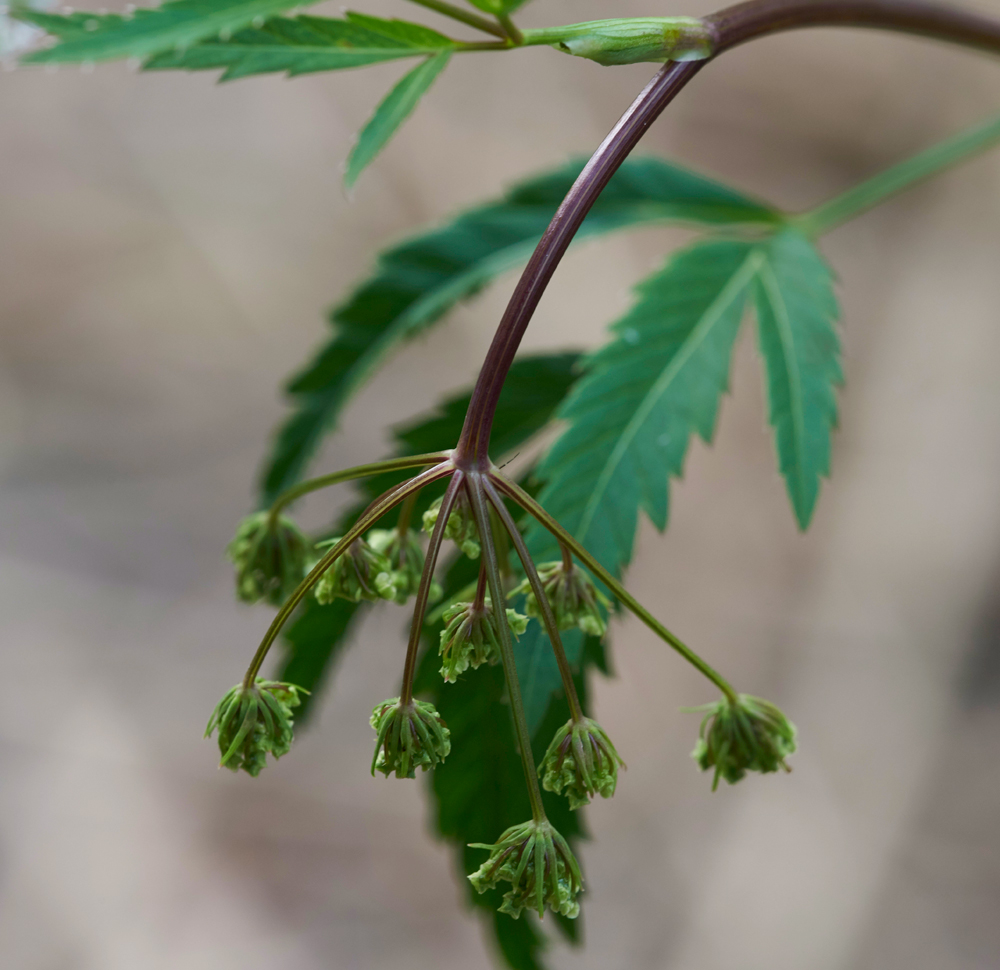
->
[[539, 717, 625, 809], [366, 527, 439, 604], [314, 536, 398, 604], [205, 678, 306, 776], [515, 560, 608, 637], [469, 819, 583, 919], [422, 493, 480, 558], [227, 511, 312, 606], [689, 693, 797, 790], [370, 697, 451, 778], [438, 599, 528, 682]]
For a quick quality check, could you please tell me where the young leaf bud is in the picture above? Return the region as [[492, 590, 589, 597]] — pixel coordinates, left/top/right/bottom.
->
[[313, 536, 398, 604], [539, 716, 625, 809], [469, 819, 583, 919], [438, 599, 528, 683], [205, 678, 306, 776], [688, 694, 797, 790], [546, 17, 713, 66], [370, 697, 451, 778], [422, 494, 480, 558], [366, 528, 440, 604], [515, 560, 608, 637], [227, 511, 312, 606]]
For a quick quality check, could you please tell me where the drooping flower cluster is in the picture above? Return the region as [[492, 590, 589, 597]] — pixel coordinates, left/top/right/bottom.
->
[[689, 693, 796, 789], [205, 678, 306, 776], [515, 560, 608, 637], [366, 527, 439, 604], [539, 716, 625, 809], [422, 493, 480, 558], [438, 599, 528, 682], [227, 511, 312, 606], [469, 819, 583, 919], [314, 536, 398, 604], [370, 697, 451, 778]]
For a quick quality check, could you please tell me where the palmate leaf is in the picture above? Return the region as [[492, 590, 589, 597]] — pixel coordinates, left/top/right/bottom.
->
[[261, 156, 778, 504], [754, 229, 841, 528], [531, 228, 840, 587], [143, 13, 455, 81], [16, 0, 324, 64], [345, 50, 452, 188]]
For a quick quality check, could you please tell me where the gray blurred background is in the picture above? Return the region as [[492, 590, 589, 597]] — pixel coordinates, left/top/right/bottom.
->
[[2, 0, 1000, 967]]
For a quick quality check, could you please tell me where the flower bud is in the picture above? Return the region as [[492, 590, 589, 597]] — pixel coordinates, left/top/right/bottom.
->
[[688, 694, 797, 790], [205, 678, 306, 776], [227, 511, 312, 606], [547, 17, 712, 66], [366, 528, 440, 604], [469, 819, 583, 919], [438, 599, 528, 683], [515, 561, 608, 637], [370, 697, 451, 778], [314, 536, 398, 604], [422, 494, 480, 558], [539, 716, 625, 809]]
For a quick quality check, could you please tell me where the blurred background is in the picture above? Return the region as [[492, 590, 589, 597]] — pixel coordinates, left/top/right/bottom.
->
[[2, 0, 1000, 967]]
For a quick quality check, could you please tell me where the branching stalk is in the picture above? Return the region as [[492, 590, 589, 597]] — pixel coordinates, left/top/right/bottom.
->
[[491, 472, 738, 703], [403, 0, 509, 39], [482, 476, 584, 723], [399, 472, 464, 705], [467, 476, 548, 823], [243, 460, 454, 687]]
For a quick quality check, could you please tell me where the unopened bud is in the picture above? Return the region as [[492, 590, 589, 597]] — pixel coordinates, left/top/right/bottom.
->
[[227, 511, 312, 606], [546, 17, 713, 67], [314, 536, 398, 604], [370, 697, 451, 778], [515, 560, 608, 637], [540, 716, 625, 809], [422, 494, 480, 559], [366, 528, 440, 604], [438, 599, 528, 682]]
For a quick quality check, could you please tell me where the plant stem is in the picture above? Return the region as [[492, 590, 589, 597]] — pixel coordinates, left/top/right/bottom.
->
[[796, 110, 1000, 236], [266, 452, 449, 524], [403, 0, 509, 39], [482, 476, 584, 722], [396, 491, 418, 538], [492, 473, 738, 703], [399, 472, 463, 705], [243, 461, 454, 688], [496, 12, 523, 46], [467, 477, 547, 823]]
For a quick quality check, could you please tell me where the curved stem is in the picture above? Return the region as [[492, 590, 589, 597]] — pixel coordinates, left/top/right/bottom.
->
[[481, 475, 584, 722], [496, 12, 523, 46], [492, 472, 738, 703], [267, 452, 449, 525], [399, 472, 463, 705], [243, 460, 454, 688], [467, 477, 547, 823], [403, 0, 509, 39]]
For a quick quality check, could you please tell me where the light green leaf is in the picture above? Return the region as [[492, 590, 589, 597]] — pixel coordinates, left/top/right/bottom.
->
[[16, 0, 323, 64], [465, 0, 530, 15], [261, 156, 778, 504], [530, 238, 760, 578], [143, 14, 454, 80], [345, 50, 451, 189], [754, 229, 841, 529]]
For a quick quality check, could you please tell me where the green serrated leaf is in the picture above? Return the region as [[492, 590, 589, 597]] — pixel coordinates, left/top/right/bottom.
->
[[345, 50, 451, 188], [531, 238, 759, 579], [261, 157, 778, 504], [17, 0, 322, 64], [754, 229, 841, 529], [143, 13, 454, 80]]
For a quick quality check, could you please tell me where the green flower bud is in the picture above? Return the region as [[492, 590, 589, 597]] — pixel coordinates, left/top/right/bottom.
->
[[366, 528, 441, 604], [688, 694, 797, 790], [370, 697, 451, 778], [227, 511, 312, 606], [205, 678, 306, 776], [539, 717, 625, 810], [544, 17, 713, 67], [438, 599, 528, 683], [469, 819, 583, 919], [314, 536, 398, 604], [422, 494, 480, 559], [515, 561, 608, 637]]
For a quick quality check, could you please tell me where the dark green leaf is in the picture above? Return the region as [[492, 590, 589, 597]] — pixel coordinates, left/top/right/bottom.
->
[[531, 238, 758, 579], [345, 50, 451, 188], [17, 0, 322, 64], [754, 229, 841, 528], [260, 156, 779, 503], [143, 13, 454, 80]]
